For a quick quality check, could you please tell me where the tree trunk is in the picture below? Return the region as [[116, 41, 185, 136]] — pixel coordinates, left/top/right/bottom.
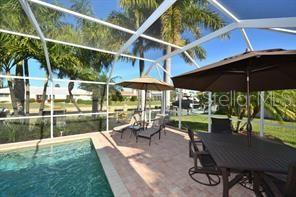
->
[[6, 69, 18, 116], [235, 108, 246, 133], [139, 44, 145, 117], [139, 50, 145, 77], [14, 62, 25, 115], [24, 58, 30, 115], [100, 85, 106, 111], [68, 81, 82, 113], [162, 46, 172, 114], [39, 77, 49, 116], [92, 87, 99, 113]]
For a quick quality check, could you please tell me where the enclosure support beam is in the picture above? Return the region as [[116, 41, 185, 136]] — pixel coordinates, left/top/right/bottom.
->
[[145, 17, 296, 73], [268, 28, 296, 35], [28, 0, 199, 66], [19, 0, 54, 138], [178, 89, 182, 129], [207, 0, 254, 51], [106, 0, 177, 130], [146, 23, 237, 75], [0, 29, 156, 63], [116, 0, 177, 55], [239, 17, 296, 29], [208, 92, 212, 133], [259, 92, 265, 137]]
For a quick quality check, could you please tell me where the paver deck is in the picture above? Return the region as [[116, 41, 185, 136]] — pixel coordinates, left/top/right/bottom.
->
[[97, 128, 254, 197]]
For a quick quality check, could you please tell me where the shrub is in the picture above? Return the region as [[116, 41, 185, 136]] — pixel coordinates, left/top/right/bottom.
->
[[29, 98, 36, 103], [77, 99, 92, 104], [54, 99, 66, 103], [130, 96, 137, 102]]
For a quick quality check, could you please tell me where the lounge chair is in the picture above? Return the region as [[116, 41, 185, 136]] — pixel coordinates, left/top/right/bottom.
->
[[187, 128, 221, 186], [155, 114, 168, 135], [113, 113, 141, 138], [211, 117, 233, 134], [262, 162, 296, 197], [136, 118, 163, 146]]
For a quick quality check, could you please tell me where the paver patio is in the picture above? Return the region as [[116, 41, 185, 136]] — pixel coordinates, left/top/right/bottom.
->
[[97, 127, 254, 197]]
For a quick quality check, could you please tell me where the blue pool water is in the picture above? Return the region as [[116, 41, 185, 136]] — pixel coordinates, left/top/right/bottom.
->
[[0, 139, 114, 197]]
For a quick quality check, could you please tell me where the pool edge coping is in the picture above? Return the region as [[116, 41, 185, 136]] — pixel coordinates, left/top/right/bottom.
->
[[0, 132, 130, 197], [91, 133, 130, 197]]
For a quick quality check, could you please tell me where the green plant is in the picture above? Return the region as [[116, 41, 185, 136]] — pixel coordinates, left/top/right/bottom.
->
[[130, 96, 137, 102], [29, 98, 36, 103], [77, 99, 92, 104]]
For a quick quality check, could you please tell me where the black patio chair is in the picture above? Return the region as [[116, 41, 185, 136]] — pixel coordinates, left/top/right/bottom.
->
[[187, 128, 221, 186], [136, 118, 163, 146], [262, 162, 296, 197], [155, 114, 168, 136], [113, 112, 141, 138], [211, 117, 233, 134]]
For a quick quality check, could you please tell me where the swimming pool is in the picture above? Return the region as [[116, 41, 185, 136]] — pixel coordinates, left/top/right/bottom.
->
[[0, 139, 114, 196]]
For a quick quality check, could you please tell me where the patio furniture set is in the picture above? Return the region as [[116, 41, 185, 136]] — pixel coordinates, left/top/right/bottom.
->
[[172, 49, 296, 196], [114, 49, 296, 196], [187, 117, 296, 197], [113, 112, 168, 146]]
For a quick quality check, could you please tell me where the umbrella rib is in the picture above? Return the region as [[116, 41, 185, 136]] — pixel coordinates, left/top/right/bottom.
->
[[202, 74, 228, 91], [251, 65, 276, 73]]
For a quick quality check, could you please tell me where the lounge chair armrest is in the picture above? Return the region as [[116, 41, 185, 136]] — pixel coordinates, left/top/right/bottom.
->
[[196, 150, 210, 155], [151, 118, 160, 121]]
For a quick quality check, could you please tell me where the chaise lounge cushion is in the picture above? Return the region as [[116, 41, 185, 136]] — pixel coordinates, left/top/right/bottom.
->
[[113, 123, 131, 132]]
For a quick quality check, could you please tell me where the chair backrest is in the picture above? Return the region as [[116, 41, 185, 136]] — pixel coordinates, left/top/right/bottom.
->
[[211, 117, 232, 134], [129, 113, 141, 125], [285, 162, 296, 197], [151, 118, 161, 128], [187, 128, 199, 153]]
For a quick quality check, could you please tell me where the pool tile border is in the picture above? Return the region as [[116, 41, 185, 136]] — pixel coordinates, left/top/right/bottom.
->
[[0, 132, 130, 197], [92, 134, 130, 197]]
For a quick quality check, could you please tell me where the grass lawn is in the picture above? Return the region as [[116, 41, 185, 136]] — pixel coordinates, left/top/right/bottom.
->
[[170, 114, 296, 148]]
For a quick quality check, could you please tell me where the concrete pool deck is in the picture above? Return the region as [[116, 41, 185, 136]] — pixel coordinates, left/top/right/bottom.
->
[[0, 128, 254, 196], [97, 128, 254, 197]]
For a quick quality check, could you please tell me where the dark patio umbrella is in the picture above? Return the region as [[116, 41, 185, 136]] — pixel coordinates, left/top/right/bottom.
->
[[117, 75, 174, 125], [172, 49, 296, 145]]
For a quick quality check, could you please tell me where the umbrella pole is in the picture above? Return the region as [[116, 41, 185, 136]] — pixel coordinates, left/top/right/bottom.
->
[[144, 85, 147, 129], [246, 70, 252, 146]]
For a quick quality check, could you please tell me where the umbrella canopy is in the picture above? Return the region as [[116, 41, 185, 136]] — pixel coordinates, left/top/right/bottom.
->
[[117, 75, 174, 91], [172, 49, 296, 145], [117, 75, 174, 126], [172, 49, 296, 92]]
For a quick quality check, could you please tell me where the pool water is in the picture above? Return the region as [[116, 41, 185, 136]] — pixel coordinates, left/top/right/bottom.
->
[[0, 139, 114, 197]]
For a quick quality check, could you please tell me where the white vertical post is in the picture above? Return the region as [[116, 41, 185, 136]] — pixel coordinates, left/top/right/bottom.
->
[[19, 0, 54, 138], [50, 80, 54, 138], [178, 89, 182, 129], [161, 91, 166, 115], [259, 91, 265, 137], [106, 62, 116, 132], [148, 91, 151, 123], [208, 92, 212, 133], [106, 84, 109, 131]]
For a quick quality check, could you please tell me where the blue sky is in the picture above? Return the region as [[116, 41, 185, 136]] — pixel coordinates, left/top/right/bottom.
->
[[15, 0, 296, 87]]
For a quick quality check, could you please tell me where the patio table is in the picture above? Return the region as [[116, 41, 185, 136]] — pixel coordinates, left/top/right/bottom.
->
[[197, 132, 296, 197]]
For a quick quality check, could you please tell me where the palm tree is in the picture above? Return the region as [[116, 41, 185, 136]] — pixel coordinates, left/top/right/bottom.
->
[[69, 0, 116, 112], [0, 0, 39, 115], [120, 0, 225, 110], [108, 4, 161, 111]]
